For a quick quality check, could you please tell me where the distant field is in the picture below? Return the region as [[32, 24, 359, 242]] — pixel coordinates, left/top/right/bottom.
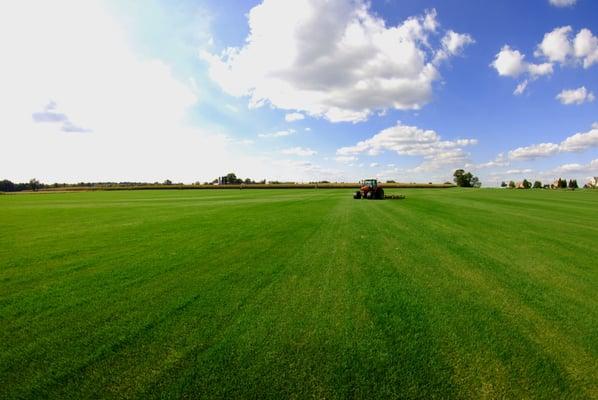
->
[[1, 189, 596, 399]]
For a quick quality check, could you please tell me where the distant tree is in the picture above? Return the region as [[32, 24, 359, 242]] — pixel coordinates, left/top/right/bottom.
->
[[224, 172, 243, 184], [508, 181, 516, 188], [522, 179, 531, 189], [386, 180, 396, 183], [163, 179, 172, 185], [29, 178, 40, 191], [500, 181, 507, 188], [471, 176, 482, 188], [453, 169, 479, 188], [533, 180, 542, 189], [0, 179, 15, 192], [558, 178, 567, 189], [568, 179, 578, 189]]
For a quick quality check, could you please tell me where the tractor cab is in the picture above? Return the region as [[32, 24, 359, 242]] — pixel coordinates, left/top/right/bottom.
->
[[361, 179, 378, 190], [354, 178, 384, 199]]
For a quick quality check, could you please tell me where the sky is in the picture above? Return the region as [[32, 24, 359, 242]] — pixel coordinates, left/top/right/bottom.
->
[[1, 0, 597, 186]]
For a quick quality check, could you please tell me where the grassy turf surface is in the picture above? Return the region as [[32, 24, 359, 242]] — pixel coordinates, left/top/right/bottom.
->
[[1, 189, 596, 399]]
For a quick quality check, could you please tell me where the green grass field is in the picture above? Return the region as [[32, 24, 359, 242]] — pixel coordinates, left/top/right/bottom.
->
[[1, 189, 597, 399]]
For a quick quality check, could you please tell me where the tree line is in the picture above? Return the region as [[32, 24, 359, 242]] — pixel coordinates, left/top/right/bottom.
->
[[500, 178, 579, 189]]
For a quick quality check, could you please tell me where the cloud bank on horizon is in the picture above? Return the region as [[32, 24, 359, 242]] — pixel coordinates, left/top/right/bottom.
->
[[0, 0, 597, 185]]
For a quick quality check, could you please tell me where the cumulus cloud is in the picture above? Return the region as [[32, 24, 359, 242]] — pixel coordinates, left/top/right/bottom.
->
[[535, 26, 598, 68], [508, 123, 598, 160], [574, 29, 598, 68], [549, 0, 576, 7], [280, 146, 317, 156], [556, 86, 595, 105], [202, 1, 473, 123], [491, 46, 528, 77], [492, 26, 598, 93], [258, 129, 296, 138], [337, 122, 476, 171], [535, 26, 573, 63], [491, 46, 553, 93], [284, 112, 305, 122]]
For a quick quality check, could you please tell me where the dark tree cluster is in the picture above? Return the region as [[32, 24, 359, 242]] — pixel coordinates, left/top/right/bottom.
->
[[0, 179, 44, 192], [214, 173, 264, 185], [453, 169, 481, 188]]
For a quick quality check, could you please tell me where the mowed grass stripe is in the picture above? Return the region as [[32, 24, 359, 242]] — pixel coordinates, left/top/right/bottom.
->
[[370, 191, 596, 397], [0, 189, 596, 398]]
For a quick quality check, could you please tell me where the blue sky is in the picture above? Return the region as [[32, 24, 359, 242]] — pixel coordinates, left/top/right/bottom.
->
[[1, 0, 597, 185]]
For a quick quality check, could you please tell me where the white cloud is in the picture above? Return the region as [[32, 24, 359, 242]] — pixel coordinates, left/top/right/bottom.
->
[[508, 123, 598, 160], [284, 112, 305, 122], [304, 127, 312, 132], [433, 30, 475, 63], [258, 129, 296, 138], [491, 46, 528, 77], [527, 62, 554, 77], [493, 26, 598, 94], [534, 26, 598, 68], [280, 146, 317, 156], [508, 143, 561, 161], [337, 122, 476, 172], [202, 1, 473, 123], [552, 160, 598, 176], [556, 86, 595, 105], [369, 162, 379, 168], [491, 46, 553, 84], [559, 125, 598, 152], [514, 80, 529, 95], [549, 0, 577, 7], [337, 122, 476, 157], [535, 26, 573, 63], [574, 29, 598, 68]]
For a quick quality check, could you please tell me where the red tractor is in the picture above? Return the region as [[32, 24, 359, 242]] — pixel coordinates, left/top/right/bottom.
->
[[353, 179, 384, 199]]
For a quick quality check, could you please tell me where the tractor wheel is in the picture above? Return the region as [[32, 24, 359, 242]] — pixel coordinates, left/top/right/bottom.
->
[[353, 191, 361, 199], [377, 188, 384, 199], [366, 191, 373, 199]]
